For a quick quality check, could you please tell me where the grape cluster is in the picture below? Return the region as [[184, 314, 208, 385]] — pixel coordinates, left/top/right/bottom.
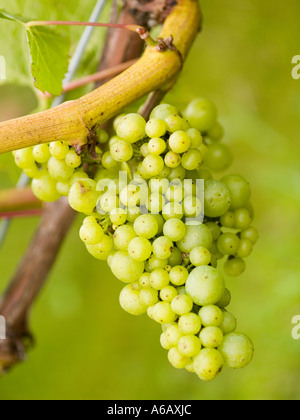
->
[[13, 98, 258, 381]]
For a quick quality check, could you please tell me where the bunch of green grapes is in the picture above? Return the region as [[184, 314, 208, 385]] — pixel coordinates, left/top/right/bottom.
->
[[13, 98, 258, 381]]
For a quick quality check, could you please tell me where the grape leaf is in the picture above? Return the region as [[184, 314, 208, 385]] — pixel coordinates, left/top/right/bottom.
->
[[26, 26, 70, 95]]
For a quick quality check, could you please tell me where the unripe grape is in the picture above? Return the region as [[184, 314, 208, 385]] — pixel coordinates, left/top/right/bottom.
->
[[218, 333, 254, 369], [33, 144, 51, 163], [49, 141, 69, 160], [152, 302, 176, 324], [149, 269, 170, 290], [207, 121, 224, 142], [162, 202, 184, 221], [178, 313, 202, 335], [110, 208, 127, 226], [177, 335, 202, 358], [224, 257, 246, 277], [168, 247, 183, 267], [177, 224, 213, 253], [222, 174, 251, 211], [165, 115, 189, 132], [86, 235, 113, 260], [139, 287, 159, 307], [165, 323, 183, 346], [216, 288, 232, 308], [150, 104, 179, 121], [205, 143, 233, 172], [241, 226, 259, 244], [152, 236, 174, 259], [79, 219, 104, 245], [160, 286, 178, 303], [110, 140, 133, 162], [199, 327, 224, 348], [234, 208, 252, 230], [128, 237, 152, 262], [171, 294, 193, 315], [237, 239, 253, 259], [116, 113, 146, 143], [181, 149, 203, 171], [160, 332, 173, 350], [186, 128, 203, 148], [186, 266, 225, 306], [102, 151, 119, 169], [204, 179, 231, 218], [146, 118, 167, 138], [147, 257, 169, 272], [134, 215, 158, 239], [217, 233, 240, 255], [169, 266, 189, 286], [168, 347, 191, 369], [110, 251, 145, 283], [32, 175, 60, 202], [169, 131, 191, 154], [48, 156, 74, 181], [199, 305, 224, 327], [148, 138, 166, 155], [65, 150, 81, 169], [193, 348, 224, 381], [220, 311, 237, 334], [164, 151, 181, 169], [142, 154, 165, 177], [220, 211, 235, 228], [113, 225, 136, 250], [190, 246, 211, 267], [163, 219, 186, 242], [183, 98, 218, 133], [119, 283, 147, 316]]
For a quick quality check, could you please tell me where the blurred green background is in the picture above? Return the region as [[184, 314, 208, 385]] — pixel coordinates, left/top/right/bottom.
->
[[0, 0, 299, 400]]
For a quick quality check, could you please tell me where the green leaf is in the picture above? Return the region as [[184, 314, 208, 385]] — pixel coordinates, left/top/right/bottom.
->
[[0, 9, 29, 24], [26, 26, 70, 95]]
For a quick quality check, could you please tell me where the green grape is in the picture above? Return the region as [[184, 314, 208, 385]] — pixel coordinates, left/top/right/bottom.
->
[[160, 332, 173, 350], [108, 135, 121, 148], [164, 152, 181, 169], [148, 138, 166, 155], [183, 196, 202, 218], [119, 185, 140, 208], [165, 184, 184, 202], [110, 251, 145, 283], [241, 226, 259, 244], [207, 122, 224, 142], [220, 312, 237, 334], [152, 302, 176, 324], [56, 181, 70, 196], [146, 118, 167, 138], [169, 131, 191, 154], [186, 128, 203, 148], [149, 269, 170, 290], [95, 128, 109, 144], [205, 222, 221, 241], [23, 164, 41, 179], [79, 218, 104, 245], [218, 333, 254, 369], [151, 214, 164, 235], [222, 174, 251, 211], [128, 237, 152, 262], [234, 208, 252, 230], [65, 150, 81, 169], [199, 327, 224, 348], [205, 143, 233, 172], [140, 143, 150, 158], [98, 191, 119, 214], [224, 257, 246, 277], [171, 294, 193, 315], [160, 286, 178, 303], [134, 215, 158, 239], [149, 178, 169, 195], [177, 335, 202, 358], [165, 323, 183, 346], [220, 211, 235, 228], [186, 266, 225, 306], [217, 233, 240, 255], [147, 257, 169, 272], [139, 272, 151, 288], [168, 247, 183, 267], [116, 113, 146, 143], [163, 219, 186, 242], [102, 152, 119, 169], [168, 165, 186, 181], [110, 208, 127, 226], [181, 149, 203, 171], [185, 363, 195, 373], [49, 141, 69, 160], [110, 140, 133, 162], [113, 225, 136, 250], [48, 156, 74, 181], [147, 193, 165, 213], [198, 305, 224, 327], [183, 179, 198, 197], [150, 104, 179, 121], [142, 154, 165, 177], [113, 114, 126, 131], [33, 144, 51, 163], [119, 283, 147, 316], [152, 236, 174, 259], [162, 202, 184, 220], [165, 115, 189, 132], [177, 224, 213, 253], [86, 235, 113, 260], [193, 348, 224, 381], [216, 288, 232, 308], [14, 147, 35, 170], [32, 175, 60, 202], [168, 347, 191, 369], [190, 246, 211, 267], [197, 167, 213, 181], [139, 287, 159, 307], [169, 266, 189, 286], [204, 179, 231, 218], [178, 313, 201, 335], [183, 98, 218, 133], [69, 170, 89, 184], [237, 239, 253, 259], [127, 206, 142, 223]]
